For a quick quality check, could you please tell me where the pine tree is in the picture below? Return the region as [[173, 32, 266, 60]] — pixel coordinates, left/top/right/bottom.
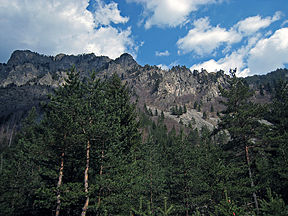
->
[[0, 70, 141, 215], [183, 104, 187, 113], [155, 109, 158, 116], [210, 104, 214, 113], [259, 84, 264, 96], [193, 101, 198, 109], [214, 69, 266, 212], [41, 67, 88, 215], [91, 74, 141, 215], [160, 111, 165, 121], [259, 81, 288, 203], [0, 108, 46, 215], [202, 111, 207, 119]]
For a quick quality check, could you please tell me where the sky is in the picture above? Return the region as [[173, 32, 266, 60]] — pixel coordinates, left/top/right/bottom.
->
[[0, 0, 288, 76]]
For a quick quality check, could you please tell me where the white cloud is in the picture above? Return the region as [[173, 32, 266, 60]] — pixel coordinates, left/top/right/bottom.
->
[[179, 12, 287, 76], [0, 0, 136, 62], [248, 27, 288, 75], [176, 13, 283, 57], [190, 27, 288, 77], [190, 48, 248, 76], [282, 20, 288, 27], [234, 11, 282, 36], [157, 64, 169, 70], [155, 50, 170, 56], [190, 34, 262, 76], [127, 0, 222, 29], [177, 17, 241, 56], [92, 0, 129, 26]]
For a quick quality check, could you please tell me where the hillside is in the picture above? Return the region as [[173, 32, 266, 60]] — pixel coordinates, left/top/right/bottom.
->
[[1, 50, 288, 216], [0, 50, 287, 148]]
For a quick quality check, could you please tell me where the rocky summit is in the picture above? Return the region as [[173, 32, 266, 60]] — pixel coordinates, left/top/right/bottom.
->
[[0, 50, 287, 148]]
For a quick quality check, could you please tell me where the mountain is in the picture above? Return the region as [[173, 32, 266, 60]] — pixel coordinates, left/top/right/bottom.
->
[[0, 50, 287, 149]]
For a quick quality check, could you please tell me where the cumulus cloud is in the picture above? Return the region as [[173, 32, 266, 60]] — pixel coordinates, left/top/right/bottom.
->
[[248, 27, 288, 75], [177, 17, 241, 56], [177, 13, 282, 57], [190, 34, 263, 76], [92, 0, 129, 26], [127, 0, 222, 29], [155, 50, 170, 56], [190, 27, 288, 77], [0, 0, 136, 62], [281, 20, 288, 27], [234, 11, 282, 36], [190, 48, 249, 76], [180, 12, 287, 76], [157, 64, 169, 70]]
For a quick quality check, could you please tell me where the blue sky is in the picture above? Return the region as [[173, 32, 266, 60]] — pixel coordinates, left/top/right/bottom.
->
[[1, 0, 288, 76]]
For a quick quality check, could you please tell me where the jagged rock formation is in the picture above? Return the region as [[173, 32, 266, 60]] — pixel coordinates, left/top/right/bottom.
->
[[0, 50, 287, 148]]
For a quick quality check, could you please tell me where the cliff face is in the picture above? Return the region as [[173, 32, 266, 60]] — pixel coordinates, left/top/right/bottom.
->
[[0, 50, 230, 107], [1, 50, 112, 87], [1, 50, 287, 148]]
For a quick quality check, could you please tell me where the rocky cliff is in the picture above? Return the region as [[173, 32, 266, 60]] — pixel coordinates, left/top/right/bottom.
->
[[1, 50, 287, 148]]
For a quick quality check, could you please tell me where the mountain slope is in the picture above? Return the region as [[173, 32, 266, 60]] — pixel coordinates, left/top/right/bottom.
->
[[0, 50, 287, 148]]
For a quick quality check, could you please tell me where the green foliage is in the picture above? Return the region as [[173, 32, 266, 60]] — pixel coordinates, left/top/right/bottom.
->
[[215, 191, 248, 216], [158, 197, 174, 216], [160, 110, 165, 121], [202, 111, 207, 119], [259, 188, 288, 216], [0, 69, 141, 215], [210, 104, 214, 112], [193, 101, 198, 109], [258, 81, 288, 202], [1, 67, 288, 216], [259, 84, 264, 96], [183, 104, 187, 113], [131, 197, 173, 216], [170, 105, 185, 116], [151, 78, 161, 94]]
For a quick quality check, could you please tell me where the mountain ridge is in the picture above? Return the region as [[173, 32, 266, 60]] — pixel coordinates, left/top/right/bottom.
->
[[0, 50, 287, 148]]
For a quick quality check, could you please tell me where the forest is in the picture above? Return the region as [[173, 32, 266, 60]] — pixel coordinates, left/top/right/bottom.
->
[[0, 68, 288, 216]]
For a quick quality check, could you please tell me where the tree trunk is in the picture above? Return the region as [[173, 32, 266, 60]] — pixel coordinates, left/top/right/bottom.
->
[[149, 171, 153, 211], [0, 153, 3, 174], [8, 123, 16, 147], [184, 170, 189, 216], [55, 152, 64, 216], [81, 140, 91, 216], [149, 156, 154, 213], [245, 146, 259, 213], [98, 148, 105, 208]]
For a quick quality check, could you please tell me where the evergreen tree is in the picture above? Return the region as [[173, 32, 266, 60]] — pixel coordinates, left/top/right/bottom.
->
[[210, 104, 214, 113], [215, 69, 266, 212], [160, 111, 165, 121], [155, 109, 158, 116], [0, 108, 45, 215], [183, 104, 187, 113], [259, 81, 288, 203], [178, 106, 183, 117], [92, 74, 141, 215], [0, 70, 141, 216], [259, 84, 264, 96], [193, 101, 198, 109], [202, 111, 207, 119]]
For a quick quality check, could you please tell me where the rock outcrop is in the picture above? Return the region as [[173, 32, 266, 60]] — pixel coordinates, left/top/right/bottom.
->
[[1, 50, 287, 148]]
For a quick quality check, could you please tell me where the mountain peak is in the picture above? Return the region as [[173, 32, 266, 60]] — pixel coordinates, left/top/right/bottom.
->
[[115, 53, 137, 68], [7, 50, 49, 66]]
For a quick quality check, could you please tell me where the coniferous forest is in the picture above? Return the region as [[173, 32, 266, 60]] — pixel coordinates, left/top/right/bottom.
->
[[0, 68, 288, 216]]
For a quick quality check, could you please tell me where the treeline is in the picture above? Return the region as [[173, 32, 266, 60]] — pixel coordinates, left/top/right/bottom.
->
[[0, 69, 288, 215]]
